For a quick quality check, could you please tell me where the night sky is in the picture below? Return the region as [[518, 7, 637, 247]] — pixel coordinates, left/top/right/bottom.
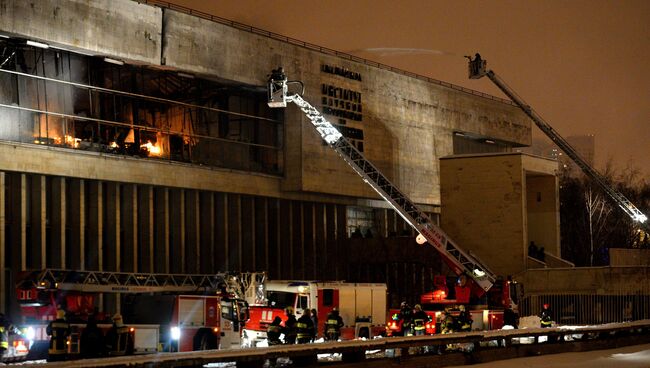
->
[[169, 0, 650, 180]]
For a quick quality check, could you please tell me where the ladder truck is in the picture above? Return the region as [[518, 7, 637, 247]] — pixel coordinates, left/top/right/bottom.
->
[[267, 68, 503, 318], [467, 56, 649, 232], [15, 269, 261, 359]]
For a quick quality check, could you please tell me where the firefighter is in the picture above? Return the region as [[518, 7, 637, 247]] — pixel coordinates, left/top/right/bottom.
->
[[310, 309, 318, 342], [80, 314, 105, 358], [324, 307, 344, 341], [282, 307, 298, 344], [540, 303, 553, 328], [46, 309, 71, 362], [106, 314, 133, 356], [440, 310, 455, 334], [399, 301, 414, 336], [0, 313, 17, 359], [266, 316, 283, 346], [503, 307, 519, 329], [457, 305, 473, 332], [296, 309, 314, 344], [411, 304, 430, 336]]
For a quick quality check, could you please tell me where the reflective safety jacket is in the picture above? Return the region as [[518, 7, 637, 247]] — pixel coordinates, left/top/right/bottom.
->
[[283, 314, 297, 344], [412, 310, 430, 331], [325, 313, 344, 334], [46, 318, 71, 356], [0, 326, 7, 350], [458, 311, 472, 332], [106, 325, 132, 356], [296, 315, 314, 343], [266, 324, 282, 345]]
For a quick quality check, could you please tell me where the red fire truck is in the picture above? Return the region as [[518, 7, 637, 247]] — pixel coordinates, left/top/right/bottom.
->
[[15, 269, 253, 359], [243, 280, 387, 346]]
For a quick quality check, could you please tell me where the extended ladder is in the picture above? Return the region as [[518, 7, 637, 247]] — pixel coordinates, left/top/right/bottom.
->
[[19, 268, 264, 297], [468, 58, 648, 231], [268, 68, 496, 292]]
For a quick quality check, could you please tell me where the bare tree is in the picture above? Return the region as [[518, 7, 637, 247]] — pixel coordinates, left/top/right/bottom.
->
[[583, 185, 611, 266]]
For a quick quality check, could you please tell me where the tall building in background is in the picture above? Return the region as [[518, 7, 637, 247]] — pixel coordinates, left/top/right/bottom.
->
[[0, 0, 530, 315]]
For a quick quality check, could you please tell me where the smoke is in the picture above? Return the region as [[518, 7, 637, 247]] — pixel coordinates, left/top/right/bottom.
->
[[348, 48, 459, 58]]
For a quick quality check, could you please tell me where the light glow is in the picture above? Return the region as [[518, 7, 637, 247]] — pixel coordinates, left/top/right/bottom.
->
[[25, 326, 35, 341], [171, 326, 181, 340]]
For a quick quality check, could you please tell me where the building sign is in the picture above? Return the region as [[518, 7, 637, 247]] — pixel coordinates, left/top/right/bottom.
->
[[320, 64, 364, 151], [320, 64, 362, 81]]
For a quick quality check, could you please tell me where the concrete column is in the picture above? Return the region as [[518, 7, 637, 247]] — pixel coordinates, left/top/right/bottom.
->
[[69, 179, 85, 270], [51, 178, 66, 268], [241, 196, 254, 271], [185, 190, 199, 273], [0, 172, 5, 313], [199, 192, 214, 273], [104, 183, 120, 272], [169, 189, 185, 273], [29, 175, 47, 269], [122, 184, 138, 272], [214, 193, 228, 271], [10, 173, 27, 271], [227, 194, 241, 271], [138, 186, 154, 273], [87, 182, 103, 270], [154, 187, 169, 273]]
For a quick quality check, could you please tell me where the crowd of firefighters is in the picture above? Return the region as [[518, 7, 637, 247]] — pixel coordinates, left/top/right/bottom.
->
[[0, 302, 552, 362], [392, 302, 474, 337], [40, 310, 133, 362], [266, 307, 345, 345]]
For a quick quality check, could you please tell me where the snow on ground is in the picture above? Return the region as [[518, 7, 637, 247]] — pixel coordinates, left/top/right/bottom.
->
[[446, 343, 650, 368]]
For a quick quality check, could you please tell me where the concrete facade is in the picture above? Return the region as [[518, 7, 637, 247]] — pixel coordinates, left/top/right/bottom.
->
[[0, 0, 530, 315], [439, 153, 561, 277], [0, 0, 162, 65]]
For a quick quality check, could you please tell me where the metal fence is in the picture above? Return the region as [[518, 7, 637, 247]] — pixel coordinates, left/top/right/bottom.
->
[[521, 293, 650, 325]]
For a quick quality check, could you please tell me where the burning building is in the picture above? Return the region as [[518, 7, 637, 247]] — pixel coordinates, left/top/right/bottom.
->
[[0, 0, 531, 315]]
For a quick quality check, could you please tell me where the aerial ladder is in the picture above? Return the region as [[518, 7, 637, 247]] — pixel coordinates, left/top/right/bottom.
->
[[17, 269, 266, 305], [467, 56, 649, 232], [267, 68, 496, 292]]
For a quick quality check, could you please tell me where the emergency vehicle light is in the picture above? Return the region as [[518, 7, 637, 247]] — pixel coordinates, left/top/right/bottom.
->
[[25, 326, 35, 341], [171, 327, 181, 340]]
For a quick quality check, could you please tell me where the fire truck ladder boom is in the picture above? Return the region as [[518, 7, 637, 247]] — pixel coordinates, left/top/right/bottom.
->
[[468, 57, 649, 232], [22, 268, 260, 296], [267, 68, 496, 292]]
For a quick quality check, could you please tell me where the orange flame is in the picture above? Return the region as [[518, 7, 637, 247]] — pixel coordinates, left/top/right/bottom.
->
[[141, 141, 162, 156]]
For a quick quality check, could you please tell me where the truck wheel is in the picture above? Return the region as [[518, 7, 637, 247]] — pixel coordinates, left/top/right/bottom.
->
[[193, 328, 218, 350]]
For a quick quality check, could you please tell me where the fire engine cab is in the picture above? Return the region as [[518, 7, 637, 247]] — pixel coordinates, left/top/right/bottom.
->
[[244, 280, 387, 346]]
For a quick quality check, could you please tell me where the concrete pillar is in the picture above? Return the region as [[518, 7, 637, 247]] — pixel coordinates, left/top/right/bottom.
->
[[104, 183, 120, 272], [241, 196, 254, 271], [0, 172, 5, 313], [215, 193, 228, 271], [10, 173, 27, 271], [254, 197, 269, 273], [68, 179, 85, 270], [29, 175, 46, 269], [199, 192, 214, 273], [86, 181, 103, 271], [138, 186, 154, 273], [51, 178, 66, 268], [185, 190, 200, 273], [227, 194, 241, 271], [169, 189, 185, 273], [122, 184, 138, 272], [154, 187, 169, 273]]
